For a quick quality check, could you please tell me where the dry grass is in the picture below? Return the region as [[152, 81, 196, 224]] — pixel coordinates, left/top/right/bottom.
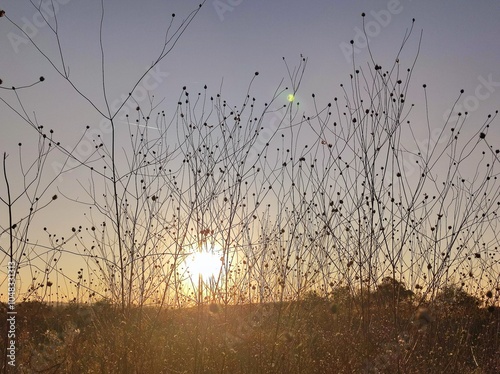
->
[[2, 289, 498, 373]]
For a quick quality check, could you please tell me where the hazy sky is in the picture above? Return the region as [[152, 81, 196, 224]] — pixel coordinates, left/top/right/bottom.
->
[[2, 0, 499, 207], [2, 0, 500, 149], [1, 0, 500, 298]]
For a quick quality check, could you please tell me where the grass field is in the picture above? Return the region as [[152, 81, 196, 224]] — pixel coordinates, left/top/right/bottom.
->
[[2, 286, 498, 373]]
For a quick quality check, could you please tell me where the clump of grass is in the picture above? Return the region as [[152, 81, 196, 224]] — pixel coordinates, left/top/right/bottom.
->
[[415, 307, 432, 329]]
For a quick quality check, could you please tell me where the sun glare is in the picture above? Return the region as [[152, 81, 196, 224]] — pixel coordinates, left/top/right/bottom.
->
[[186, 250, 222, 282], [287, 93, 295, 102]]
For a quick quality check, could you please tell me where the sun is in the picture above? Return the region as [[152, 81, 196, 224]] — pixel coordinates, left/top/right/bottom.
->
[[287, 93, 295, 102], [186, 250, 222, 282]]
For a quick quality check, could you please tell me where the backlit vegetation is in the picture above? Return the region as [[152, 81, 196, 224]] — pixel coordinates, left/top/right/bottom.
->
[[0, 3, 499, 373]]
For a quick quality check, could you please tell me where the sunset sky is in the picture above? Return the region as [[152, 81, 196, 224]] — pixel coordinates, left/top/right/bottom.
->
[[1, 0, 500, 300]]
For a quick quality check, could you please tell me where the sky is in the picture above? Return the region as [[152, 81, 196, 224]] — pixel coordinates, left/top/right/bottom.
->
[[1, 0, 500, 301], [2, 0, 500, 150]]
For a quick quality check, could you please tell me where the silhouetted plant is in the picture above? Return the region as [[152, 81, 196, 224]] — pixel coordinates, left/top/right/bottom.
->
[[1, 5, 500, 372]]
